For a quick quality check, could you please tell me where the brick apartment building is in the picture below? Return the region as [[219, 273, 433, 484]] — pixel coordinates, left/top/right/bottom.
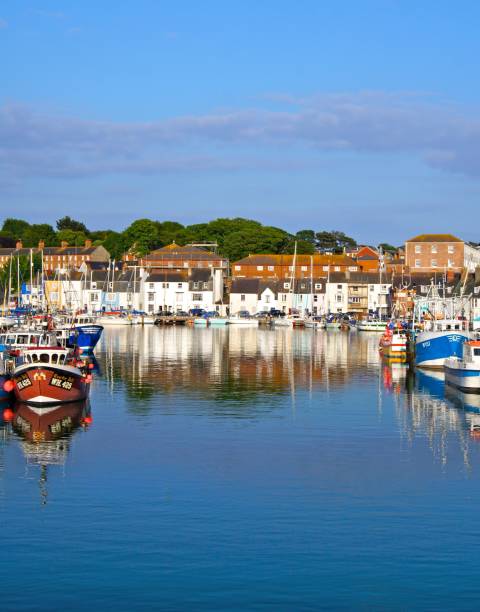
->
[[405, 234, 480, 273], [232, 253, 359, 279], [0, 240, 110, 272], [137, 243, 228, 272]]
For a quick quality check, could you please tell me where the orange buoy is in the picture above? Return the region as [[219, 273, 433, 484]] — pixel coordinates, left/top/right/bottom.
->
[[3, 379, 14, 393], [2, 408, 14, 421]]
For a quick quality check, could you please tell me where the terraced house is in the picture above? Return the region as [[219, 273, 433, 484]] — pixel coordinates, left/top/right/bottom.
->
[[232, 253, 359, 279], [405, 234, 480, 272]]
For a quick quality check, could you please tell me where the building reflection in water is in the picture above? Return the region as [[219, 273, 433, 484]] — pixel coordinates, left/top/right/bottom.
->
[[100, 326, 384, 409], [6, 400, 92, 504]]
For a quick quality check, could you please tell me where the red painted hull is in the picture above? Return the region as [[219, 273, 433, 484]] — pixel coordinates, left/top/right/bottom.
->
[[12, 401, 90, 442], [12, 366, 90, 405]]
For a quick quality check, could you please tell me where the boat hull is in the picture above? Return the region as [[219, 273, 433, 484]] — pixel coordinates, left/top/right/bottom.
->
[[12, 365, 90, 405], [68, 324, 103, 353], [445, 364, 480, 392], [415, 331, 470, 369]]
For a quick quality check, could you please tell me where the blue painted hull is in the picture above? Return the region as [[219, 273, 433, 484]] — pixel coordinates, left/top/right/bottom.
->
[[415, 331, 469, 368], [68, 325, 104, 353]]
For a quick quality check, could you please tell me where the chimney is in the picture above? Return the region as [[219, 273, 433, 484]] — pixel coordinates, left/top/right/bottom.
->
[[16, 240, 22, 249], [85, 239, 92, 248], [61, 240, 69, 248], [38, 240, 45, 249]]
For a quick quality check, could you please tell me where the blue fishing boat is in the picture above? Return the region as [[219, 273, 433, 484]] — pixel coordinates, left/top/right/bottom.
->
[[415, 320, 470, 369], [66, 316, 103, 353]]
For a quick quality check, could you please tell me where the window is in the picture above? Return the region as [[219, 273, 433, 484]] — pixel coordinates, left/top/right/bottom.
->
[[235, 265, 241, 271], [301, 266, 307, 271], [349, 266, 357, 271], [193, 282, 198, 289], [148, 292, 155, 301], [149, 283, 154, 289], [289, 266, 294, 271], [352, 286, 358, 292], [90, 293, 99, 302], [268, 266, 274, 271], [168, 262, 173, 268], [475, 286, 480, 295], [192, 293, 202, 301], [336, 294, 342, 302], [240, 294, 246, 302], [107, 292, 115, 301], [337, 285, 342, 289], [415, 259, 421, 268], [415, 245, 422, 253], [323, 266, 329, 271], [177, 283, 182, 288], [162, 283, 169, 288], [369, 285, 374, 291], [448, 245, 455, 254], [284, 282, 290, 289], [203, 282, 208, 289], [448, 259, 454, 268], [315, 283, 322, 289], [335, 266, 340, 271], [257, 266, 263, 271], [431, 245, 437, 254], [313, 295, 318, 302], [265, 295, 270, 304], [183, 262, 189, 268], [431, 259, 437, 267], [281, 294, 287, 302], [300, 283, 306, 289], [350, 297, 360, 303]]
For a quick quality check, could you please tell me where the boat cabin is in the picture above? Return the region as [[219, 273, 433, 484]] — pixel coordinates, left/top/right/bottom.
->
[[0, 331, 60, 350], [463, 341, 480, 364], [425, 319, 468, 332], [22, 348, 70, 366]]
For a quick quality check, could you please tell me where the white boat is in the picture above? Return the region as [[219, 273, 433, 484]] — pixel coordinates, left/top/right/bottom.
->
[[325, 320, 342, 330], [445, 341, 480, 392], [304, 317, 326, 329], [273, 314, 305, 328], [357, 320, 387, 332], [228, 314, 259, 326], [96, 313, 136, 326]]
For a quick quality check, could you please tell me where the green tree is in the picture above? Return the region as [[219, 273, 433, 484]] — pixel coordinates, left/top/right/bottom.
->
[[122, 219, 160, 256], [378, 243, 397, 254], [57, 229, 87, 246], [284, 239, 315, 255], [56, 216, 89, 234], [102, 231, 128, 260], [295, 230, 316, 245], [0, 253, 42, 295], [2, 218, 30, 240], [316, 230, 356, 252], [23, 224, 57, 247]]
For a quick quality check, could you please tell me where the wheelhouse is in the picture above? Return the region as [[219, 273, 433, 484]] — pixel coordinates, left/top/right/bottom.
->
[[22, 349, 70, 366]]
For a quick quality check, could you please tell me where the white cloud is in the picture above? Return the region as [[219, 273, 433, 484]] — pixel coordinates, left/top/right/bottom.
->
[[1, 93, 480, 182]]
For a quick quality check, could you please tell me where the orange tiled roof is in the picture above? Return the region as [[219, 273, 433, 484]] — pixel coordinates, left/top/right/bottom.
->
[[406, 234, 462, 243], [233, 253, 357, 266]]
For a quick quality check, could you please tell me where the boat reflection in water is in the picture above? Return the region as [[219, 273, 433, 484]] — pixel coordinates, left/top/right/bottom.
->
[[8, 400, 92, 504]]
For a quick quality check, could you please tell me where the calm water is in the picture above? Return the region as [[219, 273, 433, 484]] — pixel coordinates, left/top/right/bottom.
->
[[1, 326, 480, 610]]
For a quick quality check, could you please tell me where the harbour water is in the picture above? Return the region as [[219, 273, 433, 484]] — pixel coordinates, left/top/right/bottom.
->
[[2, 327, 480, 610]]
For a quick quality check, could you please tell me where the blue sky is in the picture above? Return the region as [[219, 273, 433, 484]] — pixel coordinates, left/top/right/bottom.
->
[[1, 0, 480, 244]]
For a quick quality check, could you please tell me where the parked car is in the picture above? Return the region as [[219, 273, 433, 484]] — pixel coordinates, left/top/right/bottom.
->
[[157, 310, 173, 317], [254, 311, 270, 319], [189, 308, 206, 317], [175, 310, 189, 317], [236, 310, 251, 318], [269, 309, 285, 318]]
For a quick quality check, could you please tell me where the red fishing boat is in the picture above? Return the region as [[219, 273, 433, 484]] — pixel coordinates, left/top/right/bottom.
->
[[11, 348, 93, 406]]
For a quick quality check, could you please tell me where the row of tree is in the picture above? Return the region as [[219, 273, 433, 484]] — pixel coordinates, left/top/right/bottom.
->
[[0, 216, 369, 262]]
